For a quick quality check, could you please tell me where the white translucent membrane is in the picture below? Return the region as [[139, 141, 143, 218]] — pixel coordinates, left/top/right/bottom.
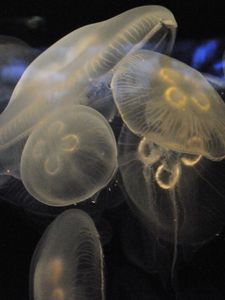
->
[[112, 50, 225, 161], [30, 209, 104, 300], [118, 125, 225, 246], [19, 105, 117, 206], [0, 7, 177, 174]]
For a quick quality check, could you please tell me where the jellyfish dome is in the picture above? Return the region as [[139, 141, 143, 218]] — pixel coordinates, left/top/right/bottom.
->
[[112, 49, 225, 161], [30, 209, 104, 300], [20, 105, 117, 206]]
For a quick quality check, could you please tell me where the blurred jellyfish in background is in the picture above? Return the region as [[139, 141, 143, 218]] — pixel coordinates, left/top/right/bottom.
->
[[30, 209, 105, 300], [0, 16, 46, 33], [0, 35, 39, 112], [111, 49, 225, 282]]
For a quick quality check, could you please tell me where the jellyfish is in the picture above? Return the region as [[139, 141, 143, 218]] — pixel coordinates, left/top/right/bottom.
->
[[112, 49, 225, 278], [30, 209, 104, 300], [17, 104, 117, 206]]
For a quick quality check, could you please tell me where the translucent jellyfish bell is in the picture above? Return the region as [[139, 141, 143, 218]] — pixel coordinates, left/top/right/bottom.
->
[[112, 49, 225, 161], [30, 209, 104, 300], [20, 105, 117, 206]]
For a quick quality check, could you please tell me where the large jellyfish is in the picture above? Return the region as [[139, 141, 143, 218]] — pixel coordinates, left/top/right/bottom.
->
[[112, 49, 225, 277], [30, 209, 104, 300]]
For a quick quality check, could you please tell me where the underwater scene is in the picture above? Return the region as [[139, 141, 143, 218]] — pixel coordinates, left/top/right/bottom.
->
[[0, 1, 225, 299]]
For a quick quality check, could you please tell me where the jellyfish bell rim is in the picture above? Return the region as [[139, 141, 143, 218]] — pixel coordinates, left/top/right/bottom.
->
[[143, 132, 225, 162]]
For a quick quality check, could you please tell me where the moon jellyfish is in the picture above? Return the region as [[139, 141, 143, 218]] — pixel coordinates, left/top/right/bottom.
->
[[114, 50, 225, 278], [30, 209, 104, 300], [19, 105, 117, 206], [112, 49, 225, 160]]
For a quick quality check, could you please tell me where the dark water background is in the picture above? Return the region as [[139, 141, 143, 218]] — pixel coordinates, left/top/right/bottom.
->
[[0, 0, 225, 299]]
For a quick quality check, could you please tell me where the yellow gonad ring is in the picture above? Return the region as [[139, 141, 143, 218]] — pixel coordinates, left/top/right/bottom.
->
[[164, 86, 187, 109], [191, 93, 210, 112], [61, 134, 79, 152], [159, 68, 181, 85], [181, 154, 202, 166], [155, 163, 180, 190], [44, 155, 61, 176]]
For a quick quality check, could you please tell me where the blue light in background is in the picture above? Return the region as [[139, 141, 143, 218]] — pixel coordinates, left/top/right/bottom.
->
[[0, 60, 27, 83], [213, 60, 223, 72], [192, 40, 218, 69]]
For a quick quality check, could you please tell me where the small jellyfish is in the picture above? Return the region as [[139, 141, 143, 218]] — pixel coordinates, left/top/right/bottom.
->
[[20, 105, 117, 206], [111, 49, 225, 161], [30, 209, 104, 300]]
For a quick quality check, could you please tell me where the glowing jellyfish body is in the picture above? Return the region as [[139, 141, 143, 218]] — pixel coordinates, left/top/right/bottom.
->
[[20, 105, 117, 206], [112, 49, 225, 161], [114, 50, 225, 247], [30, 209, 104, 300]]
